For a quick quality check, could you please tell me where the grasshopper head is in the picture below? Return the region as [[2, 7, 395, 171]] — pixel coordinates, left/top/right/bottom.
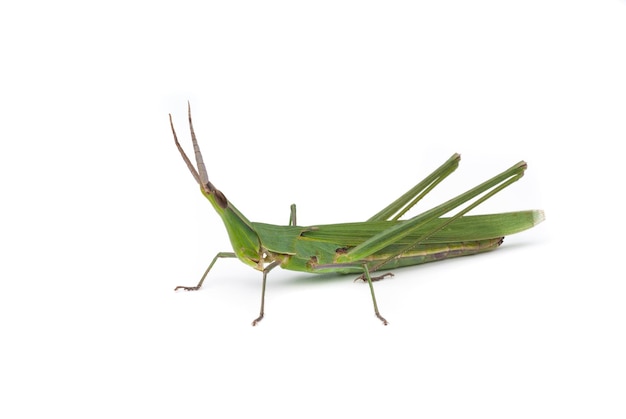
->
[[169, 103, 263, 270], [169, 103, 229, 212]]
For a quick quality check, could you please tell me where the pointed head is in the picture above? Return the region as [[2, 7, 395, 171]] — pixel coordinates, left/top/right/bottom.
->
[[169, 103, 228, 212], [169, 104, 263, 270]]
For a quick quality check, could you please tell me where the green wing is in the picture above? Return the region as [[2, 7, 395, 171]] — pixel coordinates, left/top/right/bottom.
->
[[300, 210, 544, 245], [252, 210, 543, 254]]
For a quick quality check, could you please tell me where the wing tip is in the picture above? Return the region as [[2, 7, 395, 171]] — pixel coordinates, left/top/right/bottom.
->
[[533, 210, 546, 225]]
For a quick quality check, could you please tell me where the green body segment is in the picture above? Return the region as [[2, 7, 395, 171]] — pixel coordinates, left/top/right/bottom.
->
[[200, 188, 262, 270], [317, 238, 505, 274], [251, 209, 543, 275]]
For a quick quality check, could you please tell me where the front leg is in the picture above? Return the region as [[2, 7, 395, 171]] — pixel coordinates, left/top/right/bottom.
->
[[174, 252, 237, 291]]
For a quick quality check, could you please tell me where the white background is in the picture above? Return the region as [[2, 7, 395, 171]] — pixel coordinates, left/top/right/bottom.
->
[[1, 1, 625, 417]]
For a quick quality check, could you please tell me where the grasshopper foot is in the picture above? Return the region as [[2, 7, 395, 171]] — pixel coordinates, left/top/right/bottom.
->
[[174, 285, 201, 291], [251, 314, 264, 326], [376, 313, 389, 326], [354, 272, 394, 283]]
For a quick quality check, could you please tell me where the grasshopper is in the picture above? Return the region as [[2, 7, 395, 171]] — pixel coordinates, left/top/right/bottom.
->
[[170, 104, 544, 325]]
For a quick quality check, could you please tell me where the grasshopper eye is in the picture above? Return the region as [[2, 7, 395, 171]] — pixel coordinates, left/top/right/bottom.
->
[[213, 189, 228, 209], [203, 181, 228, 209]]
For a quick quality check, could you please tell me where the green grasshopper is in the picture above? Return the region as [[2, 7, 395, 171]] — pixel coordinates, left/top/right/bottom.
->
[[170, 104, 544, 325]]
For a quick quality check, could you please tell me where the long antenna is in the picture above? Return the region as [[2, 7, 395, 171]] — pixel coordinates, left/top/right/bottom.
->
[[187, 102, 209, 188], [169, 113, 201, 185]]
